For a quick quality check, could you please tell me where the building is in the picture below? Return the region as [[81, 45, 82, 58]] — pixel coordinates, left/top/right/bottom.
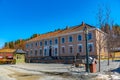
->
[[25, 22, 107, 63], [0, 49, 16, 64], [0, 49, 26, 64], [15, 49, 26, 64]]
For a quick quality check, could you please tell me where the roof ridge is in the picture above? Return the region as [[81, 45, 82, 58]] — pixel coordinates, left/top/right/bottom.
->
[[26, 22, 96, 43]]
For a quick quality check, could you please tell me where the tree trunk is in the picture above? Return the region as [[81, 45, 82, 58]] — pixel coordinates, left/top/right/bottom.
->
[[108, 51, 110, 65], [99, 52, 101, 72]]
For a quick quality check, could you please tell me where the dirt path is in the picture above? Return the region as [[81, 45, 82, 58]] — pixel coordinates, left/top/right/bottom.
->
[[0, 65, 44, 80], [6, 68, 42, 80], [3, 65, 75, 80]]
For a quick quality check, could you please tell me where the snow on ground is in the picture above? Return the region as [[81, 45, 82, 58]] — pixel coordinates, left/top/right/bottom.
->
[[0, 65, 16, 80], [0, 60, 119, 80]]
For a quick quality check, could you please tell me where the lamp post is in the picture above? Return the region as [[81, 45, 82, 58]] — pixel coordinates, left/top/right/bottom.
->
[[83, 26, 90, 73]]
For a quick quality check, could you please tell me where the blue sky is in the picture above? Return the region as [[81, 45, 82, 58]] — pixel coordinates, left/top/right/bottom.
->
[[0, 0, 120, 48]]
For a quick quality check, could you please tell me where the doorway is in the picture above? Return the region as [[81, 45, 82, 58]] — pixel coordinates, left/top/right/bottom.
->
[[49, 46, 52, 56]]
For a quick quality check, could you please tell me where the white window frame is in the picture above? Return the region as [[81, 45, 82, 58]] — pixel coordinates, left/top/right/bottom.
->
[[54, 48, 58, 56], [61, 37, 65, 44], [34, 49, 38, 56], [88, 43, 94, 52], [77, 44, 83, 53], [30, 50, 33, 56], [40, 41, 42, 46], [43, 46, 49, 56], [35, 42, 38, 47], [68, 36, 73, 42], [39, 48, 42, 56], [77, 34, 82, 41], [53, 45, 58, 56], [88, 33, 92, 40], [49, 40, 52, 45], [68, 45, 73, 54], [44, 40, 48, 46], [61, 46, 65, 54], [30, 43, 33, 48], [54, 38, 58, 44]]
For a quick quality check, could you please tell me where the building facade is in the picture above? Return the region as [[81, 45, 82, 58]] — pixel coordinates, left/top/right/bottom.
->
[[0, 49, 16, 64], [25, 22, 107, 63]]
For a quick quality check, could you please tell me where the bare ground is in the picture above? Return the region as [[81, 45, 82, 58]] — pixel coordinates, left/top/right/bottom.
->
[[0, 61, 120, 80]]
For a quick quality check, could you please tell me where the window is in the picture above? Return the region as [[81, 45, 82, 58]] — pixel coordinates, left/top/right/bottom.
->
[[31, 43, 33, 48], [45, 41, 48, 46], [61, 37, 65, 43], [30, 50, 33, 54], [55, 38, 58, 44], [40, 41, 42, 46], [78, 44, 82, 52], [69, 36, 73, 42], [69, 46, 73, 53], [35, 50, 37, 56], [17, 55, 21, 59], [44, 49, 47, 56], [35, 42, 37, 46], [49, 40, 52, 45], [55, 48, 57, 55], [26, 44, 29, 48], [88, 43, 93, 52], [62, 47, 65, 53], [40, 49, 42, 56], [88, 33, 92, 40], [78, 35, 82, 41]]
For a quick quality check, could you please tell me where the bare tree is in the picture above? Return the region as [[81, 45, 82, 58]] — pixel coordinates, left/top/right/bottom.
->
[[96, 30, 107, 72], [96, 5, 113, 71], [97, 6, 105, 29], [96, 6, 107, 72]]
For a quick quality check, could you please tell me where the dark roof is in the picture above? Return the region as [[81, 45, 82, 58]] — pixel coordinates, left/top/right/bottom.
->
[[15, 49, 26, 54]]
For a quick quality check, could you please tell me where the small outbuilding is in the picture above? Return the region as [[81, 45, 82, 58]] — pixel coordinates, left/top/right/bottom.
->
[[15, 49, 26, 64]]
